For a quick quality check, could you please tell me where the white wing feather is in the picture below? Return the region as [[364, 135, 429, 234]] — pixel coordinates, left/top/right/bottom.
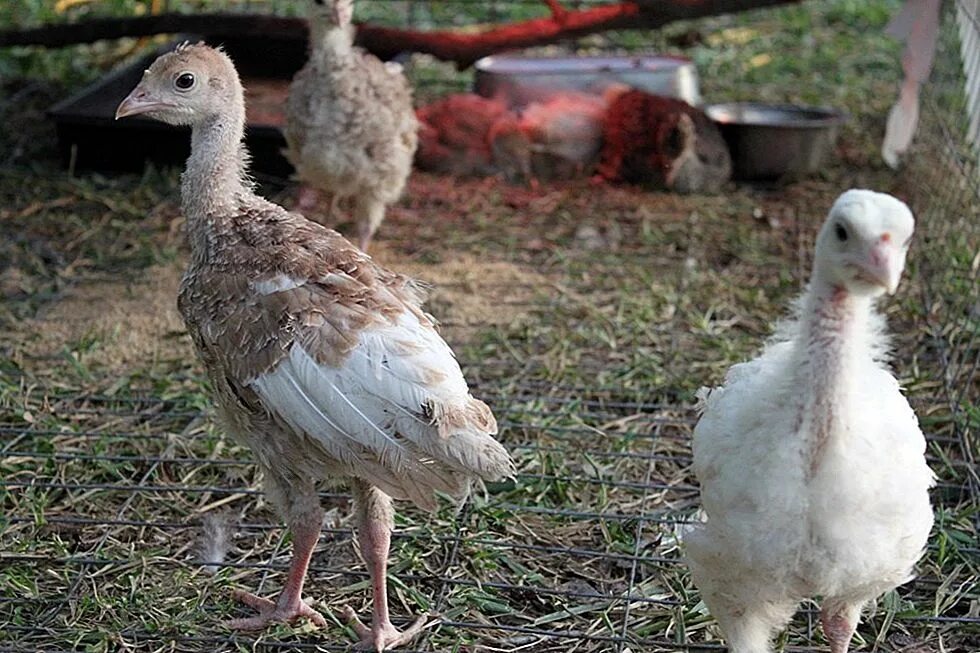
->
[[250, 309, 509, 509]]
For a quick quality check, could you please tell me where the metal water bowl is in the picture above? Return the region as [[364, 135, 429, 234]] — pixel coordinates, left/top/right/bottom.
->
[[705, 102, 848, 181], [474, 54, 700, 107]]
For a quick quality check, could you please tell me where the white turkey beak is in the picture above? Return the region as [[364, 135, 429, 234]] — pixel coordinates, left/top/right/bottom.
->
[[858, 235, 902, 294], [115, 85, 172, 119]]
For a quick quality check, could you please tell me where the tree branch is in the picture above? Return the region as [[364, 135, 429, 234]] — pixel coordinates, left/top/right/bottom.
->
[[0, 0, 804, 69], [360, 2, 643, 68], [543, 0, 570, 23]]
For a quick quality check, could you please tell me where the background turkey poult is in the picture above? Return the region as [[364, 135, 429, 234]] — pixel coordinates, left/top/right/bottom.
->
[[597, 90, 731, 193], [284, 0, 418, 251], [415, 93, 513, 178], [414, 86, 732, 192]]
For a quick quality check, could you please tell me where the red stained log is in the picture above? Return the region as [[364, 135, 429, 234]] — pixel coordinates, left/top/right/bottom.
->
[[599, 90, 731, 192], [360, 3, 642, 68], [361, 0, 803, 68]]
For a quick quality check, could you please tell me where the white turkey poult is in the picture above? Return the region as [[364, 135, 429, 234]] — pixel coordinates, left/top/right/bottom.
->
[[685, 189, 934, 653], [285, 0, 418, 251], [116, 43, 512, 651]]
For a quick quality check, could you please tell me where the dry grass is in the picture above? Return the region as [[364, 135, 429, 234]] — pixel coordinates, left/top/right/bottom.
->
[[377, 248, 552, 337], [17, 260, 189, 375]]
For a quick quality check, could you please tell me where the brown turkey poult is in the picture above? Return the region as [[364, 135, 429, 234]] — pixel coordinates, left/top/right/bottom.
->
[[285, 0, 418, 251], [116, 43, 513, 651]]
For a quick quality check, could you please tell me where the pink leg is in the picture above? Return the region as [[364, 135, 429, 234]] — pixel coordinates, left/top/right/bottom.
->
[[226, 513, 327, 630], [821, 601, 861, 653], [354, 196, 385, 252], [341, 481, 430, 651]]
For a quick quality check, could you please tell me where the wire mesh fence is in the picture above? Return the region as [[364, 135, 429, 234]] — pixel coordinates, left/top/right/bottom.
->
[[905, 0, 979, 506], [3, 384, 975, 651], [1, 1, 978, 652], [0, 1, 609, 24]]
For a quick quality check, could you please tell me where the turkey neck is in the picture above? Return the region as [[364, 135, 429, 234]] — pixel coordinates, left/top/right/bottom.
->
[[309, 20, 354, 64], [798, 280, 874, 476], [181, 97, 251, 253]]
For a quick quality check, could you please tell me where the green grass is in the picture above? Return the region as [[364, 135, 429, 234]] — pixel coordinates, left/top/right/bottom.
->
[[1, 0, 978, 651]]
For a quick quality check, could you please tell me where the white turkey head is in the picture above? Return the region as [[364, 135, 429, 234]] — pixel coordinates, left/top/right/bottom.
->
[[814, 189, 915, 296], [310, 0, 353, 27], [115, 43, 242, 127]]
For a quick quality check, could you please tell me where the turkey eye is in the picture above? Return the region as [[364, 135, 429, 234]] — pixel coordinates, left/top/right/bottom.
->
[[174, 72, 196, 90], [834, 223, 848, 242]]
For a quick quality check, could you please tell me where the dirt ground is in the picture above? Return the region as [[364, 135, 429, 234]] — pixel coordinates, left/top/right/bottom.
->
[[13, 245, 551, 377]]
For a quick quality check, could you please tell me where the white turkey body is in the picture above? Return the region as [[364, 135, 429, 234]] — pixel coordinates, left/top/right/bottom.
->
[[686, 189, 934, 653], [691, 343, 933, 594]]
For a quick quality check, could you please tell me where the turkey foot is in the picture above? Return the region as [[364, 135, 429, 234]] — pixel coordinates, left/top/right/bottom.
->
[[340, 605, 430, 651], [224, 514, 326, 630], [225, 588, 327, 630]]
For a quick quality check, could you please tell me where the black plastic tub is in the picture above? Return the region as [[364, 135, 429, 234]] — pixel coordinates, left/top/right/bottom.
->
[[48, 34, 307, 176]]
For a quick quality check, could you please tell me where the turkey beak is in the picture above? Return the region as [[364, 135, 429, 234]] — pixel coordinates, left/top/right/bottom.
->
[[859, 235, 903, 295], [115, 85, 170, 119]]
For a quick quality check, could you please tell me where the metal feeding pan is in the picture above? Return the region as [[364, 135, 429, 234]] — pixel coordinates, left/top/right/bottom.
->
[[705, 102, 848, 182], [474, 54, 700, 107], [48, 34, 307, 175]]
